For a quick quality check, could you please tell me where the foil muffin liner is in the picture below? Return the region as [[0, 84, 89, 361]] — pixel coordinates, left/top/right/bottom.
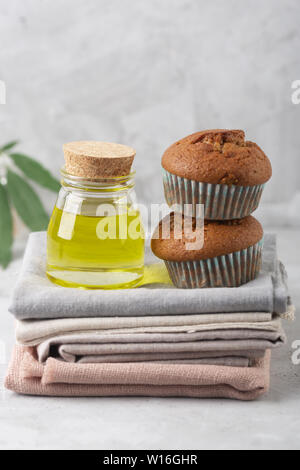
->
[[164, 239, 264, 289], [163, 170, 265, 220]]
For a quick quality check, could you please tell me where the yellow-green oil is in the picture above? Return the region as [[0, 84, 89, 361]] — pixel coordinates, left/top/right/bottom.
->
[[47, 206, 145, 289]]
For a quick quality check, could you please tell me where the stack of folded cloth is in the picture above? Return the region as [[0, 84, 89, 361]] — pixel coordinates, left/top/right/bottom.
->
[[5, 231, 293, 401]]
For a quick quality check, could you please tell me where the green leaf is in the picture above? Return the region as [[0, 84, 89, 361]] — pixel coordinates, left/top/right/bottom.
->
[[6, 170, 49, 232], [0, 141, 19, 153], [0, 184, 13, 268], [9, 153, 60, 192]]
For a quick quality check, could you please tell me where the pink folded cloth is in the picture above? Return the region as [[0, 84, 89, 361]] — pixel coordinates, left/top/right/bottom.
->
[[5, 346, 271, 401]]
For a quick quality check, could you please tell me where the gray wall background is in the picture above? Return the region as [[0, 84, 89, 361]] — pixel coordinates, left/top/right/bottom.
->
[[1, 0, 300, 225]]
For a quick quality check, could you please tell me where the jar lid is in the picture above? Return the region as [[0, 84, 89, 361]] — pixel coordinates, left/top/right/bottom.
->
[[63, 141, 136, 178]]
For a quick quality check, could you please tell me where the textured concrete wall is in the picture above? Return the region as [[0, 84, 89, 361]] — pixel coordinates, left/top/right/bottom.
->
[[0, 0, 299, 214]]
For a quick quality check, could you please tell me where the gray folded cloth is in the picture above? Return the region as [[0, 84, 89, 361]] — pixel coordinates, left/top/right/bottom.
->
[[9, 232, 291, 320], [71, 357, 251, 367], [43, 339, 281, 362], [48, 350, 265, 364], [36, 317, 286, 363]]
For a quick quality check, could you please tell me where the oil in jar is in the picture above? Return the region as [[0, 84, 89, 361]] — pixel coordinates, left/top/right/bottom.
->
[[47, 205, 145, 289]]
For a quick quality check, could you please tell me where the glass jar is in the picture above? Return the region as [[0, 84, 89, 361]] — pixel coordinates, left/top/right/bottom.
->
[[47, 168, 145, 289]]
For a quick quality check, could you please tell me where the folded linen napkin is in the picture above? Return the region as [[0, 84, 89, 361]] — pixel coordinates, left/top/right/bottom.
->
[[34, 317, 285, 363], [36, 333, 284, 364], [9, 233, 291, 320], [59, 350, 264, 364], [5, 346, 271, 401], [16, 312, 273, 345], [62, 356, 251, 367]]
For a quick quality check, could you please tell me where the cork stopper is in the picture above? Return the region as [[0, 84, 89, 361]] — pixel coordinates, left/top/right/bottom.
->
[[63, 141, 136, 178]]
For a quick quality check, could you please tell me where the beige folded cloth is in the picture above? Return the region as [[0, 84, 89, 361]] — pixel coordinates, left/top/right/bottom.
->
[[16, 312, 273, 346], [5, 346, 271, 401]]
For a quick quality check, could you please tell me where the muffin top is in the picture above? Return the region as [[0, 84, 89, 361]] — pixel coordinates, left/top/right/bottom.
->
[[151, 213, 263, 262], [162, 129, 272, 186]]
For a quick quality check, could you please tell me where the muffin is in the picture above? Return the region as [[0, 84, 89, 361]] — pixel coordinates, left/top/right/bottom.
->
[[162, 129, 272, 220], [151, 213, 264, 288]]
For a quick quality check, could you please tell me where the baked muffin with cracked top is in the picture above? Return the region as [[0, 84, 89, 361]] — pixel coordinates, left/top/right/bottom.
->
[[151, 212, 264, 288], [162, 129, 272, 220]]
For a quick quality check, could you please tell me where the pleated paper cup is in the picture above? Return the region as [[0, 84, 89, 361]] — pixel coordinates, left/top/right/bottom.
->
[[163, 170, 265, 220], [164, 239, 264, 289]]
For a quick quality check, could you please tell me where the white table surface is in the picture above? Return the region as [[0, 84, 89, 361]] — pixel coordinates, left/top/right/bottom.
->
[[0, 228, 299, 450]]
